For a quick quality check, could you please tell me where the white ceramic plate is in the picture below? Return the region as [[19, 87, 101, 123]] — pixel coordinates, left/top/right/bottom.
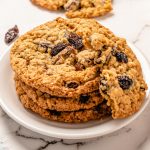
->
[[0, 42, 150, 139]]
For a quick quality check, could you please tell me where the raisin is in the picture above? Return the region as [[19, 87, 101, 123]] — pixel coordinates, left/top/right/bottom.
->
[[47, 109, 61, 116], [140, 85, 146, 91], [5, 25, 19, 44], [118, 76, 133, 90], [86, 58, 94, 66], [96, 67, 101, 75], [102, 45, 108, 50], [26, 59, 30, 65], [95, 91, 101, 96], [94, 104, 101, 112], [74, 62, 85, 71], [79, 94, 90, 103], [114, 52, 128, 63], [51, 43, 69, 56], [95, 101, 111, 115], [97, 50, 102, 57], [67, 32, 83, 50], [140, 87, 145, 91], [66, 82, 79, 88]]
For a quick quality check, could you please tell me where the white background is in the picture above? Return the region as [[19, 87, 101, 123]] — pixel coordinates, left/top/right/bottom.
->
[[0, 0, 150, 150]]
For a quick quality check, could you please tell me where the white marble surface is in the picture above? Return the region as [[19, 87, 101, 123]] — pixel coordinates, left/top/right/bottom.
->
[[0, 0, 150, 149]]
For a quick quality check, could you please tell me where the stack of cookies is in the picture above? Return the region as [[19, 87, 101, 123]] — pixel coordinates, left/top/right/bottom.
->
[[10, 17, 147, 123]]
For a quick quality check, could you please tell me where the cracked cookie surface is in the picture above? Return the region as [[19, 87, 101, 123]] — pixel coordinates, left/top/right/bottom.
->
[[31, 0, 112, 18]]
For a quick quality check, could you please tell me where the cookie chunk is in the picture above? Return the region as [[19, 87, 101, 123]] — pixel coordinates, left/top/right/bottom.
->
[[15, 77, 104, 111], [31, 0, 112, 18], [16, 84, 111, 123], [99, 39, 147, 118], [10, 17, 115, 98]]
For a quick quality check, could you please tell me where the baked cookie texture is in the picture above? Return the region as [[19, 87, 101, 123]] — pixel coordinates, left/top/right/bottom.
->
[[65, 0, 112, 18], [10, 17, 115, 98], [15, 77, 104, 111], [31, 0, 112, 18], [10, 17, 147, 122], [31, 0, 67, 10], [16, 83, 111, 123], [99, 39, 147, 118]]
